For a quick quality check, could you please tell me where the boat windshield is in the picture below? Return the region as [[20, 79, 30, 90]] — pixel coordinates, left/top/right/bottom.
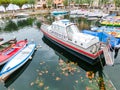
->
[[67, 24, 80, 33]]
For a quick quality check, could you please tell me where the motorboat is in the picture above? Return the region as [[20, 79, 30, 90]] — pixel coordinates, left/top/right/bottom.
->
[[40, 19, 112, 65], [51, 10, 69, 16]]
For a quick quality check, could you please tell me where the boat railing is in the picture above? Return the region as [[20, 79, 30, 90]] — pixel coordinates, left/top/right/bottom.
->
[[41, 23, 49, 30]]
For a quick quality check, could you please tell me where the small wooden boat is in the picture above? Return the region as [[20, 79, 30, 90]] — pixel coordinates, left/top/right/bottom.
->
[[0, 38, 3, 41], [41, 19, 111, 65], [0, 38, 17, 52], [0, 39, 28, 65], [0, 42, 36, 81]]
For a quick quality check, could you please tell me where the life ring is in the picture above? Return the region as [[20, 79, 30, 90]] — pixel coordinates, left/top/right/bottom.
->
[[111, 32, 117, 36]]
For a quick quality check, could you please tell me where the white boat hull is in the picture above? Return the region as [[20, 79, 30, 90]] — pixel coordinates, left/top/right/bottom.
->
[[0, 42, 36, 80]]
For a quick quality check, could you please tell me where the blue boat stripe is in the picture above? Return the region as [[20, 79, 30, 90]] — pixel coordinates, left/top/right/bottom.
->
[[0, 43, 36, 76]]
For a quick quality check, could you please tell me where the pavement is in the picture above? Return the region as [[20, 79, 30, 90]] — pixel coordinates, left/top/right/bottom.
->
[[0, 9, 50, 19]]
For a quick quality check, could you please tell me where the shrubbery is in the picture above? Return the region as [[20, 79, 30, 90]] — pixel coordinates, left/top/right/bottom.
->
[[2, 17, 38, 32], [4, 20, 18, 31], [35, 20, 41, 28]]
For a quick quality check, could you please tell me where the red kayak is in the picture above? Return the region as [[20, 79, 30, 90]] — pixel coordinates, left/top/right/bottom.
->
[[0, 39, 28, 65]]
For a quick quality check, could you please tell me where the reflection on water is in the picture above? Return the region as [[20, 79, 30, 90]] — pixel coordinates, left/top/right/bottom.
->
[[30, 36, 115, 90], [0, 17, 36, 32], [4, 60, 32, 88]]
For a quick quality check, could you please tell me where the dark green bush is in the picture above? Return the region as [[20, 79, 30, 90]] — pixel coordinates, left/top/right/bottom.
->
[[36, 21, 41, 28], [3, 17, 36, 32], [17, 17, 36, 27], [4, 20, 18, 31]]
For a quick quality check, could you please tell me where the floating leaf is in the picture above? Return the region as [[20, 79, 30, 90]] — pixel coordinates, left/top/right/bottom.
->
[[44, 86, 49, 90], [86, 86, 93, 90], [45, 70, 48, 73], [30, 82, 34, 86], [56, 77, 61, 81], [39, 82, 44, 87], [39, 72, 43, 76], [75, 80, 78, 83]]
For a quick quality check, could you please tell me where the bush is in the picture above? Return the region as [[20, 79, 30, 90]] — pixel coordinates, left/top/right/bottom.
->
[[36, 21, 41, 28], [3, 17, 36, 32], [17, 17, 36, 27], [4, 20, 18, 31]]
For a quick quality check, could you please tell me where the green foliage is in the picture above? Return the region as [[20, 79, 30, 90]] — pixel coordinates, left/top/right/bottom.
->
[[17, 17, 36, 27], [12, 0, 28, 7], [46, 0, 53, 8], [0, 0, 10, 8], [3, 17, 36, 32], [0, 0, 10, 5], [114, 0, 120, 7], [63, 0, 68, 6], [28, 0, 35, 9], [4, 20, 18, 31], [36, 21, 41, 28], [99, 0, 109, 6], [28, 0, 35, 5]]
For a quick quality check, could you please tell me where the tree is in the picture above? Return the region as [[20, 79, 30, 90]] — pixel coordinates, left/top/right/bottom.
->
[[98, 0, 109, 7], [28, 0, 35, 9], [114, 0, 120, 8], [63, 0, 68, 9], [11, 0, 28, 9], [0, 0, 11, 9], [46, 0, 53, 9]]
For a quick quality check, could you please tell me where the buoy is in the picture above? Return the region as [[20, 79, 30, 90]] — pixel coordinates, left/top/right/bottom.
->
[[36, 44, 42, 50], [29, 56, 32, 59], [91, 44, 97, 54], [111, 32, 117, 36]]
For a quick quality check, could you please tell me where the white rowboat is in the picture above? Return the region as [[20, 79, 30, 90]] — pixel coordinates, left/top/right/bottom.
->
[[0, 42, 36, 81]]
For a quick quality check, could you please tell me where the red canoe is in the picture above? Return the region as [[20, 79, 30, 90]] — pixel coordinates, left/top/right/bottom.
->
[[0, 39, 28, 65]]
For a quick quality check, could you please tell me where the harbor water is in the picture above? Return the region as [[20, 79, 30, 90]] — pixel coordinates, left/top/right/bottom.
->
[[0, 16, 120, 90]]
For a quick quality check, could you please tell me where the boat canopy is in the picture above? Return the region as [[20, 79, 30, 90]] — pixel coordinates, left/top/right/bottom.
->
[[82, 30, 120, 47], [52, 19, 73, 28]]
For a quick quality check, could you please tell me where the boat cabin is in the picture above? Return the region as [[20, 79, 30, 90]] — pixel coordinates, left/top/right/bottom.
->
[[48, 19, 99, 49]]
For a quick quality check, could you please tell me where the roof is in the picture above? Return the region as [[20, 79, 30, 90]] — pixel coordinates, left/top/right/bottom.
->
[[52, 19, 73, 27]]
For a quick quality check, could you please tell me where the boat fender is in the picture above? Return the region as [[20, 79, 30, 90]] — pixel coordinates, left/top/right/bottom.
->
[[35, 44, 42, 50], [0, 77, 4, 83], [29, 56, 32, 59], [90, 44, 97, 54]]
